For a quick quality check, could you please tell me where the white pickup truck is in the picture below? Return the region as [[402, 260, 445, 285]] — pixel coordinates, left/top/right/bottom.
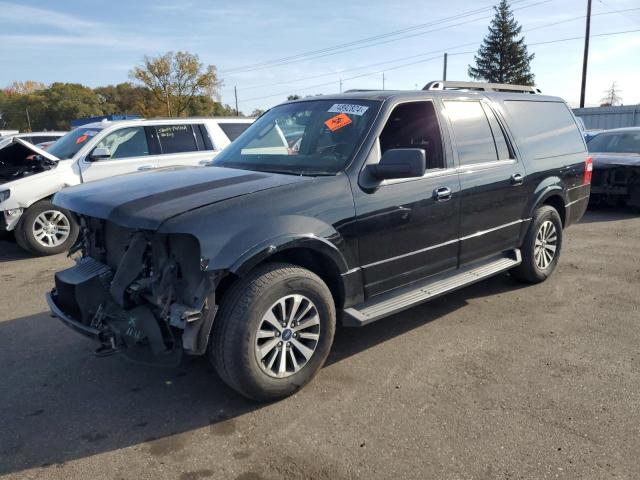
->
[[0, 117, 254, 255]]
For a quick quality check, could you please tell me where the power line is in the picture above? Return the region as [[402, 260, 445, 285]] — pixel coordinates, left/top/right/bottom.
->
[[221, 0, 542, 75], [239, 28, 640, 104], [229, 6, 640, 94]]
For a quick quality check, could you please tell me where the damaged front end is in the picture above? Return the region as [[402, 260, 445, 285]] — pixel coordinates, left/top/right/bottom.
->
[[0, 138, 58, 183], [591, 165, 640, 208], [48, 216, 221, 366]]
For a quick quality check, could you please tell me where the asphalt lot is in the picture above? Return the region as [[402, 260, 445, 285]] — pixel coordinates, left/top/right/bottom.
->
[[1, 208, 639, 480]]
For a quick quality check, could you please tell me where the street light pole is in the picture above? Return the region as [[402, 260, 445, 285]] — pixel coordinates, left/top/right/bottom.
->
[[579, 0, 592, 108]]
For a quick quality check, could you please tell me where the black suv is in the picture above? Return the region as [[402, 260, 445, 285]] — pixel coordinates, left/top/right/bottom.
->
[[48, 81, 591, 401]]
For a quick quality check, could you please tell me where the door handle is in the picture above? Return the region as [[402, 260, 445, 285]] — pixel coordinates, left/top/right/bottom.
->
[[433, 186, 452, 201], [137, 165, 154, 171], [511, 173, 524, 185]]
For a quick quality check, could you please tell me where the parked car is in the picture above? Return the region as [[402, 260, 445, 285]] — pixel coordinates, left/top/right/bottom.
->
[[0, 131, 66, 150], [47, 82, 590, 401], [586, 127, 640, 208], [0, 117, 253, 255]]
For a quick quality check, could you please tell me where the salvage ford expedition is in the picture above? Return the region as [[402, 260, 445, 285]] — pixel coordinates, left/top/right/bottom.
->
[[47, 81, 591, 401]]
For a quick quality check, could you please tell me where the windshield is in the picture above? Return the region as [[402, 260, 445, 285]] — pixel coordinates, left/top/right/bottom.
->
[[212, 99, 380, 175], [588, 131, 640, 154], [47, 127, 103, 160]]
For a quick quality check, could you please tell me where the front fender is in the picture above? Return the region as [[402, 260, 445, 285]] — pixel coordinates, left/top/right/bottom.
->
[[203, 214, 349, 275]]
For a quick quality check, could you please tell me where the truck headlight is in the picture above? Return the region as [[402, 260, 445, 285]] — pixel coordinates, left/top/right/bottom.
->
[[0, 190, 9, 203]]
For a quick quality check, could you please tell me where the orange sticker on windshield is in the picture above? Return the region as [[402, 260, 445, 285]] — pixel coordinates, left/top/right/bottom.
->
[[324, 113, 352, 132], [76, 134, 88, 144]]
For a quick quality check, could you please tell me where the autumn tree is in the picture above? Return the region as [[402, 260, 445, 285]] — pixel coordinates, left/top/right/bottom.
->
[[130, 51, 222, 117], [468, 0, 535, 85]]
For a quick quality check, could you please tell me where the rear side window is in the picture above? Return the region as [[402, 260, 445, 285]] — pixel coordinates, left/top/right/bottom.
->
[[444, 100, 499, 165], [503, 101, 585, 160], [218, 122, 252, 142], [155, 124, 198, 154]]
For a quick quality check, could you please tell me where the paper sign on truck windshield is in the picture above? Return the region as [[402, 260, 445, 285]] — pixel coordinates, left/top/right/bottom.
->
[[328, 104, 369, 116], [324, 113, 353, 132]]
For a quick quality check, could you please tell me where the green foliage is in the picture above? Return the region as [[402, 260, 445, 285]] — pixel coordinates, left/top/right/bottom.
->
[[287, 94, 301, 101], [0, 50, 240, 130], [468, 0, 535, 85], [250, 108, 265, 117]]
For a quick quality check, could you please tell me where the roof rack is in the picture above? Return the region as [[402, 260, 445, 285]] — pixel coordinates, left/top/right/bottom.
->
[[343, 89, 380, 93], [423, 81, 541, 94]]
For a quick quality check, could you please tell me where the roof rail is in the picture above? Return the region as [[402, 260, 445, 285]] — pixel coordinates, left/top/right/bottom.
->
[[423, 80, 541, 94], [343, 89, 380, 93]]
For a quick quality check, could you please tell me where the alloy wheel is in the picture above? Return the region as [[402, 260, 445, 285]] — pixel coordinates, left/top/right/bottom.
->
[[534, 220, 557, 269], [255, 294, 321, 378]]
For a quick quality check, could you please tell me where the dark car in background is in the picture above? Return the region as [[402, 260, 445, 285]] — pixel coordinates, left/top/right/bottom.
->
[[47, 81, 590, 401], [587, 127, 640, 209]]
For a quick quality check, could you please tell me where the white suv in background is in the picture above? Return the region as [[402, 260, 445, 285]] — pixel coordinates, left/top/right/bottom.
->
[[0, 117, 253, 255]]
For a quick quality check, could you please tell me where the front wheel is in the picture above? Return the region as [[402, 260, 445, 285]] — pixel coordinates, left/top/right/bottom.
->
[[511, 205, 563, 284], [15, 200, 79, 256], [211, 263, 336, 402]]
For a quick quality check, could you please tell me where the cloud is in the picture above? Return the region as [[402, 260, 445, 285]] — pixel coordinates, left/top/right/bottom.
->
[[0, 1, 99, 31]]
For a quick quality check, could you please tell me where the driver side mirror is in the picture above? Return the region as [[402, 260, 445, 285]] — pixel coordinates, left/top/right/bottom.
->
[[89, 147, 111, 162], [368, 148, 426, 180]]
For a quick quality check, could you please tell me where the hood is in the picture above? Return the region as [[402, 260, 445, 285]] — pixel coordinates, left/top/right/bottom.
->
[[14, 137, 60, 161], [53, 166, 309, 230], [0, 137, 59, 184], [591, 152, 640, 169]]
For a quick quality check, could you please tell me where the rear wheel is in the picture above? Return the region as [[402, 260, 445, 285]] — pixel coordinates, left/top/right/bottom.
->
[[511, 205, 563, 284], [15, 200, 79, 256], [211, 263, 335, 402]]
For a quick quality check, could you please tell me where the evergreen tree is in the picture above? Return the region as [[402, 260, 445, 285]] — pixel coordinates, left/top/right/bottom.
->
[[468, 0, 535, 85]]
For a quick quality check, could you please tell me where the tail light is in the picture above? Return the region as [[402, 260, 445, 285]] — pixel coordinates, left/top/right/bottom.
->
[[584, 156, 593, 184]]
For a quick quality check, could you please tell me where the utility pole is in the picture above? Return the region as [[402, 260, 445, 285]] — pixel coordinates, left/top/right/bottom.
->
[[442, 53, 448, 81], [382, 72, 385, 90], [234, 86, 239, 116], [25, 108, 32, 131], [579, 0, 592, 108], [339, 79, 343, 93]]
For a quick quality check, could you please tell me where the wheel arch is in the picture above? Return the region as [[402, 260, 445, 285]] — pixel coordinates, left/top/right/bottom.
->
[[529, 182, 567, 227], [226, 236, 348, 310]]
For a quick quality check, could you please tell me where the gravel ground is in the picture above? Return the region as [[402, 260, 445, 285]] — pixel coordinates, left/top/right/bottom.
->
[[0, 208, 639, 480]]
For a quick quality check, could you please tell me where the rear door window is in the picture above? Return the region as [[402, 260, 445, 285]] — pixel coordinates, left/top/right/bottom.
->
[[444, 100, 498, 165], [503, 101, 585, 159], [154, 124, 199, 154]]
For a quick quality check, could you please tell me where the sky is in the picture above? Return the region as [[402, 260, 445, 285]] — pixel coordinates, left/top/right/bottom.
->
[[1, 0, 639, 114]]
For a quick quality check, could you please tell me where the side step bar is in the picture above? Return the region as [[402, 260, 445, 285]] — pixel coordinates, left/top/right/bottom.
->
[[343, 250, 521, 327]]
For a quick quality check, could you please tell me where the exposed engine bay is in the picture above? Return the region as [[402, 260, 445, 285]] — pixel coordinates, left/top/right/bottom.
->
[[49, 216, 220, 365], [0, 141, 57, 183]]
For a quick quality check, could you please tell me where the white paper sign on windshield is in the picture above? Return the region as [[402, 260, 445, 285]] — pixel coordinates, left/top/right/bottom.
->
[[328, 104, 369, 116]]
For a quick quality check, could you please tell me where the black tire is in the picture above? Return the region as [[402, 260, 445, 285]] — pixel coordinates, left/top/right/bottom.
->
[[511, 205, 563, 284], [15, 200, 79, 256], [211, 262, 336, 402]]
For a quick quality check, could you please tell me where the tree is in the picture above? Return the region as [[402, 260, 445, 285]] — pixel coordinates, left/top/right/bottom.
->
[[130, 51, 222, 117], [287, 94, 301, 101], [250, 108, 265, 117], [600, 82, 623, 107], [468, 0, 535, 85], [6, 80, 46, 95]]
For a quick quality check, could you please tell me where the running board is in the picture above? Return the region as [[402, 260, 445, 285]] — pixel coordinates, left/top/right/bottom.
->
[[343, 249, 521, 327]]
